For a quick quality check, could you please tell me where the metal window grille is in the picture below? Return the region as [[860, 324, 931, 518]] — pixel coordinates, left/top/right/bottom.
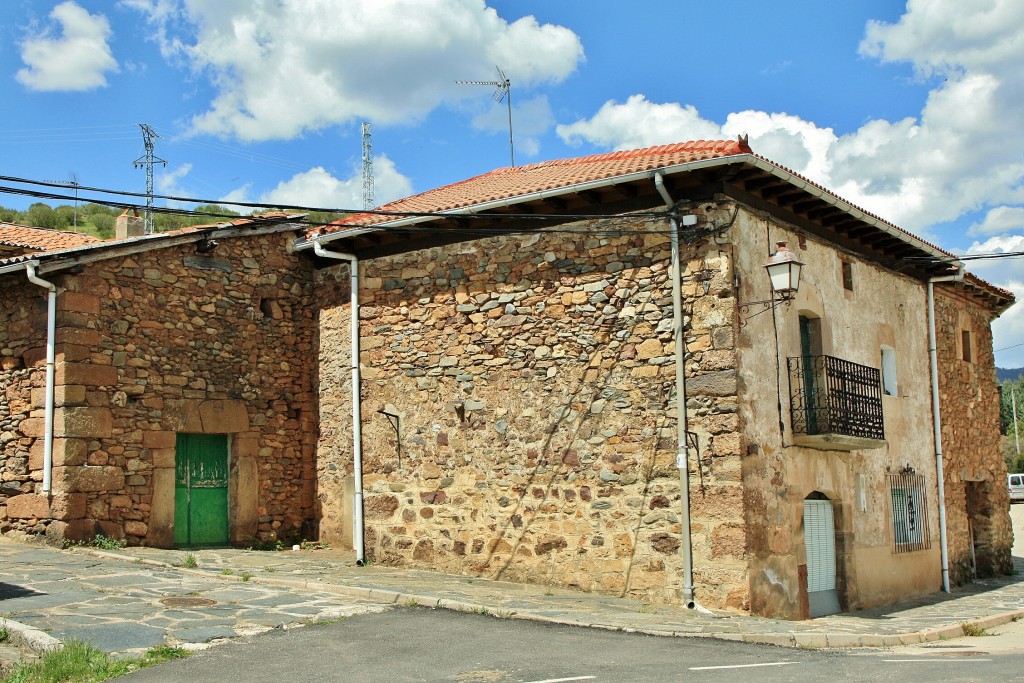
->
[[889, 472, 931, 553]]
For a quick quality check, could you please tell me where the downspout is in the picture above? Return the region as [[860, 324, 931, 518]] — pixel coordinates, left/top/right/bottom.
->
[[654, 172, 698, 609], [25, 262, 56, 495], [927, 264, 964, 593], [312, 242, 366, 566]]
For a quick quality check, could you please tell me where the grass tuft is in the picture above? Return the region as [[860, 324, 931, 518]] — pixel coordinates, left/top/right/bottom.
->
[[960, 621, 989, 637], [2, 639, 188, 682]]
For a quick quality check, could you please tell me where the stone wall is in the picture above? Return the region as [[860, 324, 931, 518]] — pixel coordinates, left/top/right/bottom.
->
[[0, 231, 319, 546], [316, 210, 748, 608], [934, 286, 1012, 582], [0, 278, 47, 533]]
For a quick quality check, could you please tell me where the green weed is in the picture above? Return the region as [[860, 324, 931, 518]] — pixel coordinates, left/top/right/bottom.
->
[[961, 622, 989, 637], [1, 639, 188, 682]]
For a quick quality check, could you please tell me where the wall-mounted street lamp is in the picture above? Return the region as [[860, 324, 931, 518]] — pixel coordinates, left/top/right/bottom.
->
[[739, 240, 804, 323]]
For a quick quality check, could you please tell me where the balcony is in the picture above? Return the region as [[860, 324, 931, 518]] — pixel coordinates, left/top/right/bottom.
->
[[787, 355, 886, 451]]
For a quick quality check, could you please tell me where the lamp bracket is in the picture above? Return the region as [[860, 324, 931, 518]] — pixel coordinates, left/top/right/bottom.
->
[[737, 293, 794, 328]]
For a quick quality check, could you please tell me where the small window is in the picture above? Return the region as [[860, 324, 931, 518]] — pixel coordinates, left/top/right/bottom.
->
[[961, 330, 972, 362], [880, 346, 897, 396], [889, 472, 931, 553], [841, 262, 854, 291]]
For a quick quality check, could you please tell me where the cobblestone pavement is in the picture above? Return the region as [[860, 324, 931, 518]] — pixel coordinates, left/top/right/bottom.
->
[[3, 535, 1024, 669]]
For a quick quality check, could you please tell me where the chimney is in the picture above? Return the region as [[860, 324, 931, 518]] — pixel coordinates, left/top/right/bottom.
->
[[115, 209, 144, 239]]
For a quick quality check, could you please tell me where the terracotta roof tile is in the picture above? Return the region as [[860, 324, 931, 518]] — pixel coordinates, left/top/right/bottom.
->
[[313, 139, 752, 236], [0, 223, 99, 252]]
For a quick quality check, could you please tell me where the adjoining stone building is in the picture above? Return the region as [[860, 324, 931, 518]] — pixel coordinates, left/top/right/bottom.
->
[[0, 140, 1014, 620], [0, 215, 318, 547]]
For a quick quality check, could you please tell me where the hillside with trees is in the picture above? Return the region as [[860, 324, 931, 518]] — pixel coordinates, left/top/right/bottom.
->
[[1001, 376, 1024, 473], [0, 201, 244, 238]]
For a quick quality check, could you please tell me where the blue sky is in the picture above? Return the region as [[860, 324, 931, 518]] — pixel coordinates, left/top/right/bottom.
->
[[2, 0, 1023, 366]]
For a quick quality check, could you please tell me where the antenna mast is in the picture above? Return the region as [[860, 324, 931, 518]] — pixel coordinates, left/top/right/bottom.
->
[[361, 121, 374, 210], [133, 123, 167, 234], [457, 66, 515, 167]]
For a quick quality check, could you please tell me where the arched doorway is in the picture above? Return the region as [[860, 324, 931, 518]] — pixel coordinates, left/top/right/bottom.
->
[[803, 493, 840, 617]]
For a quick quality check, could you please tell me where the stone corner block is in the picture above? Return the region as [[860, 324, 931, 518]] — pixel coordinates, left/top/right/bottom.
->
[[54, 407, 113, 438], [6, 494, 51, 519], [52, 465, 125, 493]]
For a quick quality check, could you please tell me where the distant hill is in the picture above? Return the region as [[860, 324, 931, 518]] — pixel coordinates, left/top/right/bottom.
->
[[998, 367, 1024, 383]]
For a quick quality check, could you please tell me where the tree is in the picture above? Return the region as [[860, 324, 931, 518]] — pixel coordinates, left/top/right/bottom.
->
[[25, 203, 68, 230], [1000, 378, 1024, 472]]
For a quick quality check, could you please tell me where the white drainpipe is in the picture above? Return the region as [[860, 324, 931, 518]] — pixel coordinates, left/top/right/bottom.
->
[[25, 262, 56, 495], [654, 173, 699, 609], [313, 242, 366, 566], [927, 264, 964, 593]]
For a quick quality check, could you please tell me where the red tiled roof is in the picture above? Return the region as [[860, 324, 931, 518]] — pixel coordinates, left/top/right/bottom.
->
[[313, 139, 752, 236], [0, 223, 99, 251]]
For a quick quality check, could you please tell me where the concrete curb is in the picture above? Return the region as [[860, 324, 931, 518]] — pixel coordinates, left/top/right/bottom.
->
[[1, 618, 61, 653], [74, 547, 1024, 650]]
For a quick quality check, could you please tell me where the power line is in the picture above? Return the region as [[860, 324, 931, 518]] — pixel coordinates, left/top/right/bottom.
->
[[0, 174, 670, 225]]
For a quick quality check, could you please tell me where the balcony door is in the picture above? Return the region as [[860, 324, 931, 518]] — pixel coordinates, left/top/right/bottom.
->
[[799, 315, 823, 434]]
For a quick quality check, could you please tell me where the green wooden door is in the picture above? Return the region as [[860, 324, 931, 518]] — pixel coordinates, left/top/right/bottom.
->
[[174, 433, 229, 547]]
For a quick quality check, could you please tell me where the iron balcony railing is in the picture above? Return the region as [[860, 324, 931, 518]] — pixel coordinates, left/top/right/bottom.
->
[[787, 355, 885, 441]]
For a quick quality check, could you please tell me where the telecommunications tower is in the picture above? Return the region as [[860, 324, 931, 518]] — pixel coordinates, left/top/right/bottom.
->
[[133, 123, 166, 234], [361, 121, 374, 210]]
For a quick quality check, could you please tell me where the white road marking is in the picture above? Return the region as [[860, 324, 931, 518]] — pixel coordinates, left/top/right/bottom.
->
[[882, 659, 992, 663], [689, 661, 798, 671], [523, 677, 596, 683]]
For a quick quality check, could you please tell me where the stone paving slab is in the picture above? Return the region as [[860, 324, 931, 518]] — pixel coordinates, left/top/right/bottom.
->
[[0, 539, 388, 658]]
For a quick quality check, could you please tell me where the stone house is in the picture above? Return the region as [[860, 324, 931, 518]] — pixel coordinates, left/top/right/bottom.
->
[[306, 139, 1014, 618], [0, 215, 318, 547], [0, 139, 1013, 619]]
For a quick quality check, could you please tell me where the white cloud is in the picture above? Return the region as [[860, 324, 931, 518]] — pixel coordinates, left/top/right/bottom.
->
[[17, 2, 119, 91], [969, 206, 1024, 236], [555, 0, 1024, 240], [155, 162, 193, 205], [258, 156, 412, 209], [557, 95, 721, 150], [127, 0, 584, 141], [965, 235, 1024, 368]]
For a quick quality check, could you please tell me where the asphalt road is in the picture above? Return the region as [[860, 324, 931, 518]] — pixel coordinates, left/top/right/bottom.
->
[[119, 605, 1023, 683], [118, 504, 1024, 682]]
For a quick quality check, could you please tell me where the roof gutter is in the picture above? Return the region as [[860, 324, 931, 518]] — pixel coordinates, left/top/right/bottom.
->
[[24, 262, 56, 495], [311, 240, 366, 567], [654, 172, 700, 610], [927, 264, 965, 593]]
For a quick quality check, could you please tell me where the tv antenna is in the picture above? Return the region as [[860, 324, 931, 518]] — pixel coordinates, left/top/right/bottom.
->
[[457, 65, 515, 167], [45, 172, 80, 229]]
